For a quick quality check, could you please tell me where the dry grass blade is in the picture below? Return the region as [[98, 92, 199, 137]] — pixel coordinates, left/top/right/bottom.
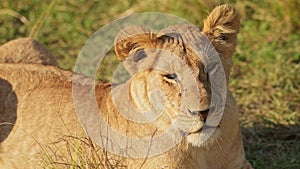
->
[[29, 0, 57, 39], [0, 8, 28, 23]]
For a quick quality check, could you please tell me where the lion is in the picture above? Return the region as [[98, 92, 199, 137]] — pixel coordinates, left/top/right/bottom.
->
[[0, 4, 252, 169]]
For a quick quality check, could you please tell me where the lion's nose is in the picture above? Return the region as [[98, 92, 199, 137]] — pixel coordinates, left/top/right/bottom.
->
[[188, 109, 209, 122]]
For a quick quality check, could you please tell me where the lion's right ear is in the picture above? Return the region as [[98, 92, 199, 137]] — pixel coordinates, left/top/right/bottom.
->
[[114, 26, 155, 61], [202, 4, 240, 57], [202, 4, 240, 81]]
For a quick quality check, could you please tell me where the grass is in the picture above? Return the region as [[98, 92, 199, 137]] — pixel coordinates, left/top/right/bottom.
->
[[37, 136, 126, 169], [0, 0, 299, 168]]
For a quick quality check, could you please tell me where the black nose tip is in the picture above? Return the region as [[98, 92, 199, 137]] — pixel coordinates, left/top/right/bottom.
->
[[189, 109, 209, 121]]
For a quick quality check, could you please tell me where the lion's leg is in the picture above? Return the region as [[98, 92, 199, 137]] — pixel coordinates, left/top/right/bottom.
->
[[0, 38, 57, 66]]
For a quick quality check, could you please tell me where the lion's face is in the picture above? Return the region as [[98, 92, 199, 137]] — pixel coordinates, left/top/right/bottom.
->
[[114, 26, 218, 146]]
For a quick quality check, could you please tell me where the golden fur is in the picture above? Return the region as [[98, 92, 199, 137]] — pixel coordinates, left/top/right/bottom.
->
[[0, 5, 252, 169], [0, 38, 57, 66]]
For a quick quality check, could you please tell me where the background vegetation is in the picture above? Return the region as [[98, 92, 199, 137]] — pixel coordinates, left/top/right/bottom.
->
[[0, 0, 299, 168]]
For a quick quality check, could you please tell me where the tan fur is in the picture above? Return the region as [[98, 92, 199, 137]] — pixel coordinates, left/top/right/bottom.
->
[[0, 5, 252, 169], [0, 38, 58, 150], [0, 38, 58, 66], [203, 5, 240, 82]]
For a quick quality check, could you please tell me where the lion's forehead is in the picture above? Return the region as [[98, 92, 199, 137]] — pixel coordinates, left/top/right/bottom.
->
[[126, 25, 211, 80]]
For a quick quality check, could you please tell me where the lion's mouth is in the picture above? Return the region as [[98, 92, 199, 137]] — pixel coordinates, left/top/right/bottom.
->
[[186, 129, 202, 136], [188, 108, 209, 121], [187, 124, 220, 135], [184, 108, 210, 134]]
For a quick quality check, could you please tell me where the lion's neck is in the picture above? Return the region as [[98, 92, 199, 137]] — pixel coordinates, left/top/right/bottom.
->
[[94, 80, 174, 137]]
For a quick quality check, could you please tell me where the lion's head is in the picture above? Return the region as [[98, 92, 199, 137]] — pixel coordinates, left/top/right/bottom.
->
[[113, 4, 239, 147]]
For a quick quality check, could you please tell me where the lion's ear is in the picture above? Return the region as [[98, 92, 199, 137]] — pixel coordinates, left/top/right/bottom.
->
[[202, 4, 240, 79], [114, 26, 155, 61], [203, 4, 240, 56]]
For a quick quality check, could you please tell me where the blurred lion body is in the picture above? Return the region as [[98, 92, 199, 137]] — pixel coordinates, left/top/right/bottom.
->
[[0, 38, 58, 66], [0, 5, 252, 169]]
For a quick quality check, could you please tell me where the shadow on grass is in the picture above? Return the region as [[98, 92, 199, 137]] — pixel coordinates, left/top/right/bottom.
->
[[242, 121, 300, 169]]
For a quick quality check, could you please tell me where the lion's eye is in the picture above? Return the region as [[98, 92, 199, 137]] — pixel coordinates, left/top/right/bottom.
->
[[164, 73, 177, 80], [163, 73, 178, 84]]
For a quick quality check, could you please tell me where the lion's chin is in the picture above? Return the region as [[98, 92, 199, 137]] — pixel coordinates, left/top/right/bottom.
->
[[186, 128, 221, 147]]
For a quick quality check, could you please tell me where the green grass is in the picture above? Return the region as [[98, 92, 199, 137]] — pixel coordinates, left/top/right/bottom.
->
[[1, 0, 299, 168]]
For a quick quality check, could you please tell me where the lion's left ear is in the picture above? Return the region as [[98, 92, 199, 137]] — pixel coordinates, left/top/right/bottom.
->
[[114, 26, 185, 75], [114, 26, 155, 75]]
